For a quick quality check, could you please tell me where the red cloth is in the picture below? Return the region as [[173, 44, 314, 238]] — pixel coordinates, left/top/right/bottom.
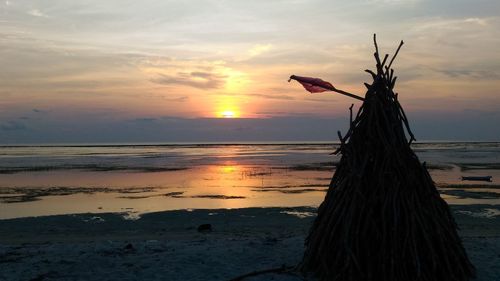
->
[[289, 75, 335, 93]]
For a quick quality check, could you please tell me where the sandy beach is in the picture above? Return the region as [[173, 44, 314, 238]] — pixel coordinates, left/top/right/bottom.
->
[[1, 205, 499, 281], [1, 143, 499, 280]]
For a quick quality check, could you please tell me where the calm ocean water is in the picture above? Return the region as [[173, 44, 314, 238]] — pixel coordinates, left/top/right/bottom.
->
[[1, 142, 499, 219]]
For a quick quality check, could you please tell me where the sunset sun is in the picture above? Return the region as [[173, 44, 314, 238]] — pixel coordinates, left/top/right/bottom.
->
[[216, 96, 240, 118], [220, 110, 237, 118]]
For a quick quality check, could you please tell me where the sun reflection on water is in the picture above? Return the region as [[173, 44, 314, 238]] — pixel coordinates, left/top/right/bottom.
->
[[219, 164, 240, 174], [1, 144, 500, 219]]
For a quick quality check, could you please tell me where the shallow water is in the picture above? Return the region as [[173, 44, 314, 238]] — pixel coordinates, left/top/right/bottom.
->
[[1, 142, 500, 219]]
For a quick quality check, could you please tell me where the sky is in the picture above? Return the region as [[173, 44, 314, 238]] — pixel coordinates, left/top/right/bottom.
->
[[1, 0, 500, 143]]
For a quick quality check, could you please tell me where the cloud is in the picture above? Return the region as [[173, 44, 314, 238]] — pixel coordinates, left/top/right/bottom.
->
[[135, 93, 189, 102], [27, 9, 48, 18], [413, 17, 493, 33], [150, 71, 227, 89], [1, 120, 27, 131], [129, 117, 157, 123], [435, 69, 500, 80], [464, 18, 489, 26], [164, 96, 189, 102], [254, 111, 318, 118], [248, 44, 272, 57], [246, 93, 295, 100], [302, 97, 341, 103], [32, 108, 49, 113], [367, 0, 421, 4]]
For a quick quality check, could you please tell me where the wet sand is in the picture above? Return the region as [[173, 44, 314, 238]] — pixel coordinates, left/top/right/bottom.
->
[[2, 165, 500, 220], [1, 205, 499, 281], [2, 143, 500, 219]]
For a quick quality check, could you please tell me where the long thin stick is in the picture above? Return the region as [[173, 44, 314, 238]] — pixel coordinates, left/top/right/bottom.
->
[[387, 40, 404, 70], [330, 87, 365, 101]]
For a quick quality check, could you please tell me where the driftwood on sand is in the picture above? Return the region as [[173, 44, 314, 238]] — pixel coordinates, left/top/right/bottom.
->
[[462, 176, 492, 182]]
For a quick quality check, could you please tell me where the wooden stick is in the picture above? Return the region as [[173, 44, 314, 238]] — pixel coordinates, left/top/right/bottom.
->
[[373, 34, 379, 55], [387, 40, 404, 70], [365, 69, 377, 79], [330, 87, 365, 101]]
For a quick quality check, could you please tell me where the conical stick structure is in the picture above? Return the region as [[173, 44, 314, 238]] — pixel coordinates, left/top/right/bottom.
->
[[300, 35, 475, 281]]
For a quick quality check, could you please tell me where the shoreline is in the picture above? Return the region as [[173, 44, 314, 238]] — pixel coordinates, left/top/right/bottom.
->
[[2, 182, 500, 220], [1, 140, 499, 148], [1, 205, 499, 280]]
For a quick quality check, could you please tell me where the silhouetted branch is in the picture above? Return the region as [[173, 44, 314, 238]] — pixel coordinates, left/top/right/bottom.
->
[[387, 40, 404, 70], [365, 69, 377, 79]]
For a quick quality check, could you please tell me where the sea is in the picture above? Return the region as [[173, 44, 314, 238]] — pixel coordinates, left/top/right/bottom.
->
[[1, 142, 499, 219]]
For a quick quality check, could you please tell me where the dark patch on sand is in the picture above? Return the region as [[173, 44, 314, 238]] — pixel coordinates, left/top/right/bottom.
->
[[440, 189, 500, 200], [188, 195, 246, 199], [0, 186, 170, 203], [271, 162, 337, 171], [253, 188, 326, 194], [458, 163, 500, 171], [119, 191, 186, 199], [242, 183, 329, 189], [437, 184, 500, 189], [242, 170, 274, 177], [425, 163, 454, 170], [0, 165, 188, 174], [288, 162, 336, 171], [164, 192, 185, 197], [117, 193, 246, 200]]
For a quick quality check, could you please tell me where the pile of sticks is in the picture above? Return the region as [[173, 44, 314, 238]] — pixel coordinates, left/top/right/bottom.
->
[[300, 35, 475, 281]]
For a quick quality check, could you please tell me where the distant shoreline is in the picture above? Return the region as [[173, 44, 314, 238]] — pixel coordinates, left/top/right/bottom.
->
[[1, 140, 500, 148]]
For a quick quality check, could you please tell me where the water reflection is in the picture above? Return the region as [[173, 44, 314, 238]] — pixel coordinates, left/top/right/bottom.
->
[[1, 143, 500, 219], [0, 163, 330, 219]]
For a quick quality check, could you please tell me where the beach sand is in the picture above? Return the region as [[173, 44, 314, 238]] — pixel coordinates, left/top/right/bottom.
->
[[1, 205, 499, 281]]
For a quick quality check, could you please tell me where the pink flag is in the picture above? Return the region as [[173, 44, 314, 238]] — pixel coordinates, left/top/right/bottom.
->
[[288, 75, 335, 93]]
